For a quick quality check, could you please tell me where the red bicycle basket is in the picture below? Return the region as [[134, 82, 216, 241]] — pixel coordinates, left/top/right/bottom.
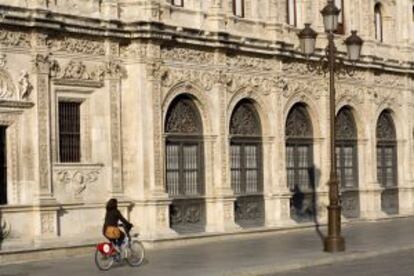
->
[[97, 242, 114, 256]]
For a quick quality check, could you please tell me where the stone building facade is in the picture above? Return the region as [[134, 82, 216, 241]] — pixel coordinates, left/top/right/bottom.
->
[[0, 0, 413, 251]]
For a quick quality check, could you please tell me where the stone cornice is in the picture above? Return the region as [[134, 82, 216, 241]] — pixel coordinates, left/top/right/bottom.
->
[[0, 5, 412, 75]]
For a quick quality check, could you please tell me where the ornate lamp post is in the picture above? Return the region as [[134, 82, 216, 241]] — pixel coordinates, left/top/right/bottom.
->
[[297, 0, 363, 252]]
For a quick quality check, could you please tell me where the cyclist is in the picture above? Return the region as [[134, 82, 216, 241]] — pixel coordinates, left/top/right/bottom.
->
[[102, 198, 133, 251]]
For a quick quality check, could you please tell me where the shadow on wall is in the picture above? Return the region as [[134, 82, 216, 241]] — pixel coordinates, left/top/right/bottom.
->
[[290, 165, 325, 243], [311, 166, 325, 243]]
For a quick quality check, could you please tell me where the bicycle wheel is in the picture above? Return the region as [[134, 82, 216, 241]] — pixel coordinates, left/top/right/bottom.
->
[[126, 240, 145, 267], [95, 249, 114, 271]]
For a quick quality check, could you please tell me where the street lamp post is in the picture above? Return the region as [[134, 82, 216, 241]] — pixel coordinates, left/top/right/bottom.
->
[[297, 0, 363, 253]]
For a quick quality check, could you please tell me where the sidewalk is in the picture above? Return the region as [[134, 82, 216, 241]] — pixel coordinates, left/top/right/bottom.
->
[[2, 217, 414, 276]]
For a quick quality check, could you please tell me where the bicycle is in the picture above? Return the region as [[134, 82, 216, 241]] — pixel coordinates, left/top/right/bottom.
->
[[95, 224, 145, 271]]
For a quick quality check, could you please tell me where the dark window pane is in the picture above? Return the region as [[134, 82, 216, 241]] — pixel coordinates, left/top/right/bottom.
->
[[59, 102, 81, 162], [0, 126, 6, 205]]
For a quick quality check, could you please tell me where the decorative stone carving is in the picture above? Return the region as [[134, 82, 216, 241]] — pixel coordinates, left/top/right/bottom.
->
[[101, 60, 124, 79], [120, 43, 147, 59], [336, 84, 365, 106], [54, 60, 104, 82], [161, 47, 214, 65], [170, 201, 203, 226], [165, 98, 202, 134], [227, 54, 274, 71], [235, 197, 264, 221], [40, 213, 54, 235], [55, 168, 101, 196], [0, 70, 17, 100], [372, 72, 406, 88], [336, 108, 357, 139], [230, 101, 261, 135], [227, 74, 287, 95], [157, 208, 166, 223], [161, 68, 215, 91], [282, 61, 313, 76], [0, 29, 31, 47], [282, 78, 325, 100], [368, 88, 402, 107], [0, 53, 7, 68], [286, 105, 313, 138], [0, 218, 11, 240], [18, 70, 33, 99], [146, 61, 164, 80], [33, 54, 59, 75], [48, 36, 105, 56], [376, 111, 396, 140]]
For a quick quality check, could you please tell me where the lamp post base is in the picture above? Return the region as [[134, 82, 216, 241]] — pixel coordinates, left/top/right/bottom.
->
[[324, 235, 345, 252]]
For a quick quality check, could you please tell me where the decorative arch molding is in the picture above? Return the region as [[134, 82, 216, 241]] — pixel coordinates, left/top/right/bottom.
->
[[283, 93, 322, 139], [230, 100, 262, 136], [162, 81, 212, 135], [335, 106, 358, 139], [375, 105, 406, 141], [227, 87, 272, 137], [335, 104, 366, 140]]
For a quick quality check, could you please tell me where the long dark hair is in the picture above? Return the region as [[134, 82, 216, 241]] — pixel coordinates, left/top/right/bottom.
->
[[106, 198, 118, 211]]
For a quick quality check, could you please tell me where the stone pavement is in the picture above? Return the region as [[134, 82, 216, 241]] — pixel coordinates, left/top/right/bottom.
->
[[2, 217, 414, 276]]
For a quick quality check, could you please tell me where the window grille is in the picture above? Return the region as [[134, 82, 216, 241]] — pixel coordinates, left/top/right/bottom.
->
[[285, 104, 314, 222], [0, 126, 6, 205], [376, 111, 398, 214], [59, 102, 81, 163]]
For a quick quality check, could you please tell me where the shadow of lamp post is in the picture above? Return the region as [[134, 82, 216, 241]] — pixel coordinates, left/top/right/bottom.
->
[[297, 0, 363, 253]]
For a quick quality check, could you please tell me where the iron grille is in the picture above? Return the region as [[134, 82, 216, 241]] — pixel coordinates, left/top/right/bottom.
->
[[376, 111, 398, 214], [59, 102, 81, 163], [166, 141, 203, 197], [0, 126, 6, 205], [286, 104, 314, 222]]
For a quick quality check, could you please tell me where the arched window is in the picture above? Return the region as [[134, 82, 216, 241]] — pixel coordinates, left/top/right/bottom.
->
[[230, 100, 264, 227], [374, 3, 383, 41], [171, 0, 183, 7], [285, 104, 314, 222], [335, 107, 359, 218], [335, 0, 345, 34], [287, 0, 297, 26], [165, 95, 205, 232], [233, 0, 244, 17], [376, 110, 398, 214]]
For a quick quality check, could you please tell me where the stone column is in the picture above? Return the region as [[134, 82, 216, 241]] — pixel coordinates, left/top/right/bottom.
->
[[265, 90, 292, 227], [142, 43, 175, 238], [359, 92, 383, 219], [106, 64, 124, 197], [205, 56, 239, 232], [31, 53, 59, 241]]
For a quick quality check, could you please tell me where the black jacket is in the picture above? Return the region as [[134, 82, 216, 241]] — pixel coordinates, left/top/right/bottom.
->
[[102, 209, 132, 234]]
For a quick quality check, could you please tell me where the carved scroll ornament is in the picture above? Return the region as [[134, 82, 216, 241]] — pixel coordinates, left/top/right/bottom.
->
[[56, 168, 101, 196]]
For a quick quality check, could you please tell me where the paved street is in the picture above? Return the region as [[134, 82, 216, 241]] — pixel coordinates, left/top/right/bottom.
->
[[2, 217, 414, 276], [272, 249, 414, 276]]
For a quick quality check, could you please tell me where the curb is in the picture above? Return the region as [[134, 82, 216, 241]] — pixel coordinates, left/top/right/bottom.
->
[[224, 245, 414, 275]]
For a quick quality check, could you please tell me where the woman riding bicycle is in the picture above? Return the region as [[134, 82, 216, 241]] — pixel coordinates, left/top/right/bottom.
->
[[103, 198, 133, 249]]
